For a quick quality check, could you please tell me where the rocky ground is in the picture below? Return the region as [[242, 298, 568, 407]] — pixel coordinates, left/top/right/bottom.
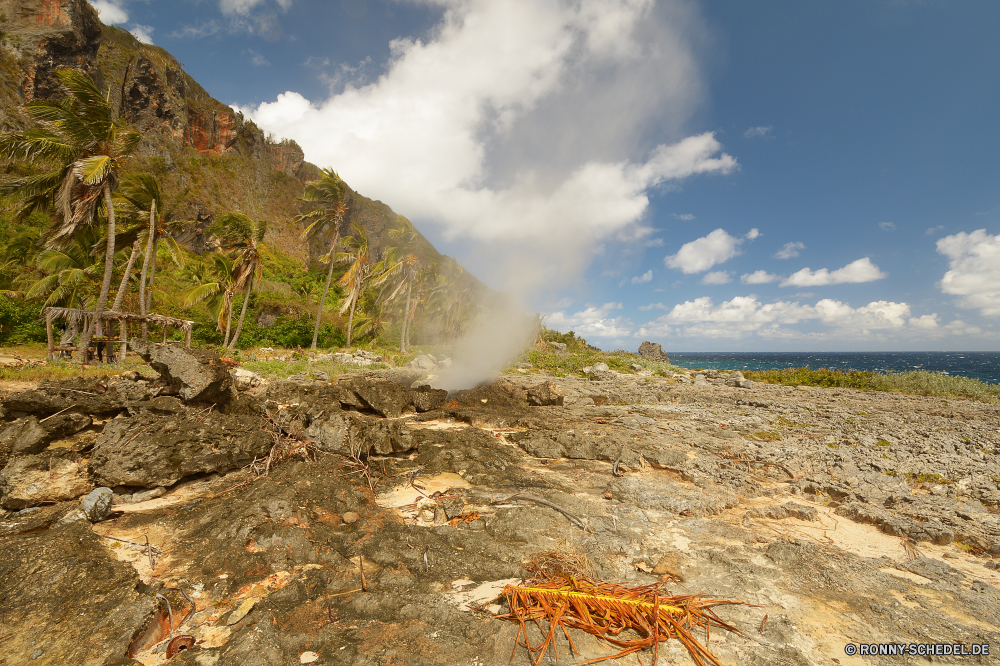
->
[[0, 345, 998, 666]]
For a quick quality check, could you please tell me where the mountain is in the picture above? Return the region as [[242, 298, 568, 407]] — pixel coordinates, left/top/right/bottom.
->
[[0, 0, 489, 347]]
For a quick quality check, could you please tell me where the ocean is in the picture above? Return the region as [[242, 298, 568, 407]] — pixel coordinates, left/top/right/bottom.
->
[[666, 352, 1000, 385]]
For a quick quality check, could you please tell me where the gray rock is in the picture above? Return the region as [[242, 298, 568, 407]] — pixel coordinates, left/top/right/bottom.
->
[[527, 381, 564, 407], [130, 486, 166, 503], [80, 487, 114, 522], [637, 341, 669, 363], [412, 387, 448, 412], [129, 341, 233, 404], [589, 362, 615, 382], [409, 354, 436, 370], [547, 342, 568, 353], [232, 367, 265, 390], [305, 412, 414, 457], [312, 370, 329, 382], [0, 417, 49, 458], [89, 412, 273, 488]]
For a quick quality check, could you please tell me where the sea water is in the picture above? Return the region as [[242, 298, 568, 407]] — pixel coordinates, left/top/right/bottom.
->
[[666, 352, 1000, 385]]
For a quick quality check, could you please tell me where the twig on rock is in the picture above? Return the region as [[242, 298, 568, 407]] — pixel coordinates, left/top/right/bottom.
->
[[495, 492, 588, 531]]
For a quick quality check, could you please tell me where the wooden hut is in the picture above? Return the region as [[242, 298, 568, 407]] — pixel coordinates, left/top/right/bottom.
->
[[43, 308, 196, 362]]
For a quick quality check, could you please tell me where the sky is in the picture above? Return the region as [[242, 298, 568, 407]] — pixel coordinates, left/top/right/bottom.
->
[[90, 0, 1000, 351]]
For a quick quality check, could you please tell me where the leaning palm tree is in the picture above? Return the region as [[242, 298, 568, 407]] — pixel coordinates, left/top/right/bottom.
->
[[213, 212, 266, 350], [0, 68, 142, 360], [386, 216, 421, 353], [294, 168, 348, 350], [24, 226, 121, 309], [115, 173, 188, 337], [335, 222, 398, 350]]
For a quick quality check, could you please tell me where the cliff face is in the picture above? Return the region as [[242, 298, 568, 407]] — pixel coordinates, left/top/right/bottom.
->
[[0, 0, 101, 103]]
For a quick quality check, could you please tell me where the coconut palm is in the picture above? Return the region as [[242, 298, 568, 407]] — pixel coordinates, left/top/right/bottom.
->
[[294, 168, 348, 350], [24, 227, 125, 309], [335, 222, 398, 350], [115, 174, 188, 336], [214, 212, 266, 350], [0, 68, 142, 360], [181, 253, 236, 345], [386, 216, 421, 353]]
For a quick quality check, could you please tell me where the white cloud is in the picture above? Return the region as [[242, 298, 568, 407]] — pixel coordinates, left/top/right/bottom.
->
[[220, 0, 270, 16], [701, 270, 731, 285], [926, 225, 944, 235], [741, 270, 778, 284], [638, 302, 666, 311], [671, 213, 695, 221], [170, 20, 222, 39], [937, 229, 1000, 316], [664, 228, 757, 274], [909, 314, 939, 330], [644, 238, 664, 247], [631, 270, 653, 285], [545, 302, 632, 338], [247, 48, 270, 66], [130, 24, 154, 44], [780, 257, 886, 287], [774, 241, 804, 259], [879, 221, 896, 231], [91, 0, 128, 24], [242, 0, 736, 291], [744, 126, 772, 139], [642, 296, 912, 339]]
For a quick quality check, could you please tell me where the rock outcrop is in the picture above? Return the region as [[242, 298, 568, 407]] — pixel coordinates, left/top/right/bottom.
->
[[637, 340, 670, 363]]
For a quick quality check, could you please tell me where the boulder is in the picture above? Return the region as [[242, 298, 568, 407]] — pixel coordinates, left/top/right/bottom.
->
[[232, 367, 266, 390], [588, 362, 615, 382], [638, 341, 669, 363], [40, 412, 92, 439], [80, 487, 114, 522], [408, 354, 436, 370], [129, 341, 233, 403], [88, 412, 272, 488], [527, 381, 565, 407], [0, 456, 92, 510], [412, 387, 448, 412], [333, 377, 416, 418], [547, 342, 568, 353], [305, 412, 414, 457], [0, 417, 50, 458], [3, 379, 133, 416]]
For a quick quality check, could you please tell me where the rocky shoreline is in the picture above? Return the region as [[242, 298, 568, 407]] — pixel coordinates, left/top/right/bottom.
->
[[0, 345, 998, 665]]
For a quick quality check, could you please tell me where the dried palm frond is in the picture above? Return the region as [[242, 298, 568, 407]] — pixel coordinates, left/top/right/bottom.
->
[[492, 574, 747, 666], [901, 537, 924, 561]]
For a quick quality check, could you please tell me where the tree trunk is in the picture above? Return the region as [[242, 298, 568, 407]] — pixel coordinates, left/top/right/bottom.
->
[[311, 229, 340, 350], [77, 181, 117, 363], [228, 280, 253, 351], [400, 279, 411, 353], [110, 241, 140, 312], [222, 294, 234, 348], [146, 227, 158, 313], [345, 288, 358, 350], [138, 199, 156, 341]]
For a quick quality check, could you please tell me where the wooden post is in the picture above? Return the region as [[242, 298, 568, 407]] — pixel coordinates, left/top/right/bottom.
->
[[184, 326, 192, 349], [118, 319, 127, 364], [161, 322, 167, 344], [45, 312, 54, 360]]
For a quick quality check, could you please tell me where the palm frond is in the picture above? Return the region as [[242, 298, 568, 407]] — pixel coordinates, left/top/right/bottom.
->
[[74, 155, 112, 186], [494, 573, 747, 666]]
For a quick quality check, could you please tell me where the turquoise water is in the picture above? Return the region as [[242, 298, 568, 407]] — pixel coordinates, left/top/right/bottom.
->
[[667, 352, 1000, 385]]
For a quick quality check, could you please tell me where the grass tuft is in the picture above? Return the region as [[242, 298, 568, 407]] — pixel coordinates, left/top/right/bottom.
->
[[744, 367, 999, 402]]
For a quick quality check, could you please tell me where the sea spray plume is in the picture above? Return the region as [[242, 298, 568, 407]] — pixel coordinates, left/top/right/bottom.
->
[[432, 295, 535, 392]]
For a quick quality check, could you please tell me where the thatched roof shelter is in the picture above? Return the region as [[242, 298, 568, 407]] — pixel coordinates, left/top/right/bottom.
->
[[43, 307, 197, 360]]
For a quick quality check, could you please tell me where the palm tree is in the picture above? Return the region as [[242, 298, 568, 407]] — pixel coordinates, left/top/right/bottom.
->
[[335, 222, 398, 350], [386, 216, 421, 353], [24, 227, 122, 309], [213, 212, 266, 350], [115, 174, 188, 337], [181, 253, 236, 345], [294, 168, 348, 350], [0, 68, 142, 361]]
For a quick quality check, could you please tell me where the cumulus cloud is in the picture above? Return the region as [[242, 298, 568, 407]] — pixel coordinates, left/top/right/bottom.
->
[[91, 0, 128, 24], [780, 257, 886, 287], [638, 302, 666, 311], [631, 270, 653, 285], [701, 270, 731, 285], [879, 221, 896, 231], [247, 48, 270, 66], [664, 228, 758, 274], [545, 302, 632, 338], [909, 314, 939, 329], [774, 241, 804, 259], [744, 126, 772, 139], [242, 0, 736, 290], [641, 296, 911, 338], [740, 270, 778, 284], [130, 25, 154, 44], [937, 229, 1000, 316]]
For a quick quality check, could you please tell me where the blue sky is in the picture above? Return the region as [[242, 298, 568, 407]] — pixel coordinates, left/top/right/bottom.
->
[[92, 0, 1000, 351]]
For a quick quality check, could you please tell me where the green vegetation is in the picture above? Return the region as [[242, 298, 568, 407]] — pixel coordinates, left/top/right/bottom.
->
[[875, 439, 892, 447], [515, 328, 680, 378], [744, 367, 1000, 402], [754, 431, 782, 442]]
